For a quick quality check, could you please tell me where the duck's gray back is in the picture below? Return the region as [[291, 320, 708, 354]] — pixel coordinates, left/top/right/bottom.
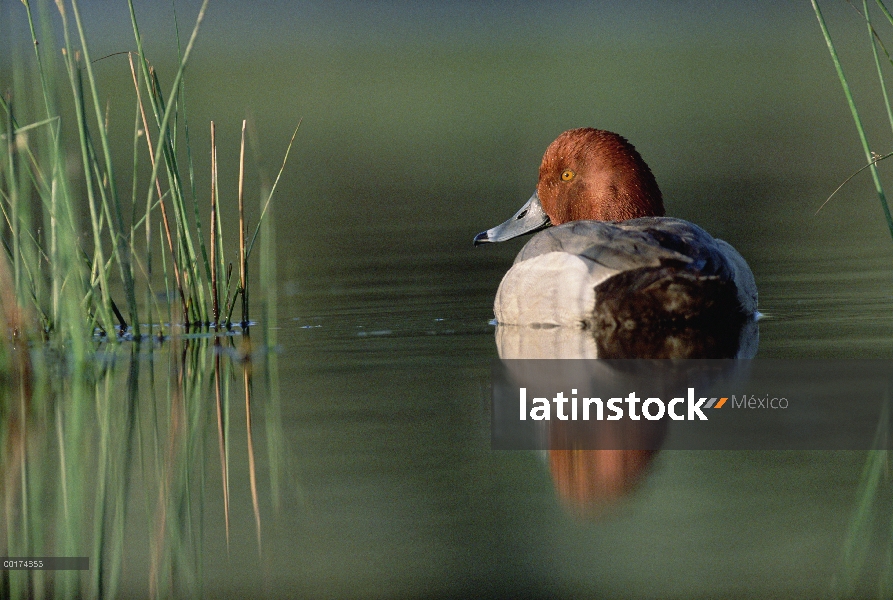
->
[[516, 217, 757, 315]]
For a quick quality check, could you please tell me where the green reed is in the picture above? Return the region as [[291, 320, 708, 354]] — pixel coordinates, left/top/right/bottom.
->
[[811, 3, 893, 596], [812, 0, 893, 240], [0, 0, 297, 344], [1, 2, 294, 597]]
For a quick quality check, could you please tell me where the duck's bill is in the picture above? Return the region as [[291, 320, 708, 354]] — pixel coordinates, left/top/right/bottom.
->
[[473, 190, 552, 245]]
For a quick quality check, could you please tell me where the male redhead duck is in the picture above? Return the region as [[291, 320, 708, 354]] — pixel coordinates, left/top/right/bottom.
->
[[474, 128, 757, 329]]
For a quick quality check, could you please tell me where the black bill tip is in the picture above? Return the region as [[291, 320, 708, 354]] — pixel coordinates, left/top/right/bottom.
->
[[473, 230, 490, 246]]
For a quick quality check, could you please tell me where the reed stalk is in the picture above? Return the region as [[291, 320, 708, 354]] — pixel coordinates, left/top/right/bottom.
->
[[239, 120, 248, 326], [210, 122, 219, 326]]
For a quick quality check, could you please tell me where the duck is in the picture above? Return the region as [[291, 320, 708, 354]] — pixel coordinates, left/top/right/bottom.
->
[[474, 128, 757, 329]]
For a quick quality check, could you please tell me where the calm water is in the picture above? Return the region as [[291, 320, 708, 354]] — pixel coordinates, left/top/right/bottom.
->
[[6, 0, 893, 597], [8, 179, 893, 598], [247, 181, 893, 598]]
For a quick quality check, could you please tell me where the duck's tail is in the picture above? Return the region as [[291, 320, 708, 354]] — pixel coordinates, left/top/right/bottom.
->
[[589, 266, 749, 359]]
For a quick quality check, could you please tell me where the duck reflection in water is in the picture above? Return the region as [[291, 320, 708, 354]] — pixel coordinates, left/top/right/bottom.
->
[[541, 320, 754, 518]]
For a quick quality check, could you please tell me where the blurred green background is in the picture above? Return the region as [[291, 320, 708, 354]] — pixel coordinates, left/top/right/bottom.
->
[[3, 0, 890, 240]]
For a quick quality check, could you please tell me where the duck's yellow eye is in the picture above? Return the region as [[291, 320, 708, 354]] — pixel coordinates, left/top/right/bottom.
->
[[561, 169, 575, 182]]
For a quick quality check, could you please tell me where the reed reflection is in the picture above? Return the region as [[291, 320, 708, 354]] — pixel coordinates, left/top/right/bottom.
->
[[0, 331, 283, 598]]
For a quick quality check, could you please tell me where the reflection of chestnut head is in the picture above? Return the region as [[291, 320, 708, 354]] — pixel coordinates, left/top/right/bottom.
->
[[536, 364, 670, 517], [549, 449, 656, 516]]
